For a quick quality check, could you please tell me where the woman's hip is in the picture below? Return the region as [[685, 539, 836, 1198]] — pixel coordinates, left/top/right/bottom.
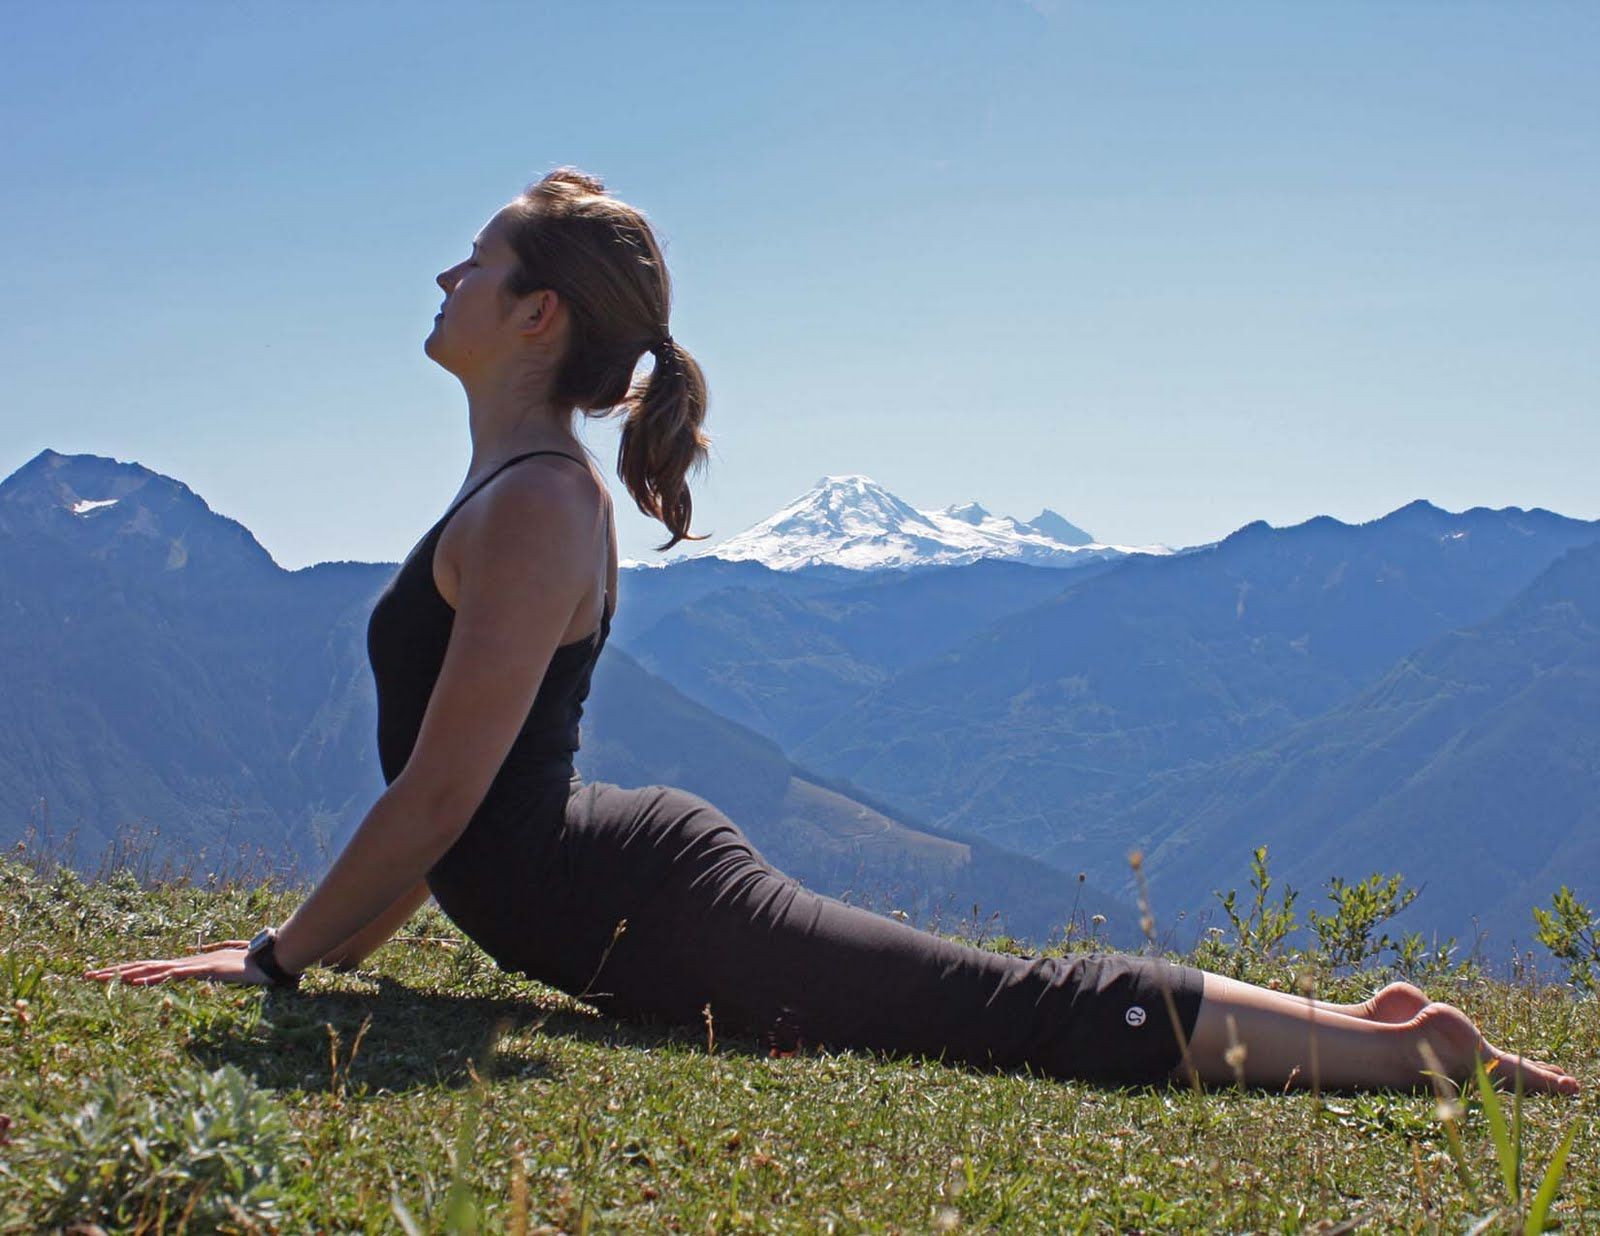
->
[[427, 778, 777, 985]]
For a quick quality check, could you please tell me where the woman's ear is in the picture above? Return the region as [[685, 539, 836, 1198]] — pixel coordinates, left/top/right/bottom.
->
[[516, 288, 564, 343]]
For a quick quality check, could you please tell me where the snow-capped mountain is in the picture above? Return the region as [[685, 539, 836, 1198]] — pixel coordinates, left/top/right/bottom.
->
[[665, 474, 1166, 572]]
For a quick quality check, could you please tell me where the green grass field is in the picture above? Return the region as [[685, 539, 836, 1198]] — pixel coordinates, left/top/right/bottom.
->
[[1, 850, 1594, 1234]]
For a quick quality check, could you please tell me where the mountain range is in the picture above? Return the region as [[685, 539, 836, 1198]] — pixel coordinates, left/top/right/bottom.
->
[[787, 500, 1600, 857], [604, 483, 1600, 951], [0, 448, 388, 864], [5, 446, 1596, 953], [0, 449, 1132, 945], [1095, 537, 1600, 951]]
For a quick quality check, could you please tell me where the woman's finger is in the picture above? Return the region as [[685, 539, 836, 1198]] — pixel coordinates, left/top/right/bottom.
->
[[89, 965, 168, 982], [125, 969, 181, 986], [84, 962, 141, 977], [84, 948, 259, 987], [108, 960, 199, 985], [84, 958, 181, 981]]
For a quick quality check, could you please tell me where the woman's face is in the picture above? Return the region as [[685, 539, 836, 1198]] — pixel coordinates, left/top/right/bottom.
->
[[425, 207, 535, 374]]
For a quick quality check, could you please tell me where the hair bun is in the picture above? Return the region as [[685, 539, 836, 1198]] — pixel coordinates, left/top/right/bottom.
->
[[536, 166, 607, 196]]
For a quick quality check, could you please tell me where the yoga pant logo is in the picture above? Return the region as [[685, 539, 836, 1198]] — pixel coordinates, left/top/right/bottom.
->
[[1124, 1005, 1147, 1028]]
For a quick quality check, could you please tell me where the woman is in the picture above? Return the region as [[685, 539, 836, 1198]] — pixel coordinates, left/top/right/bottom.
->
[[86, 168, 1579, 1097]]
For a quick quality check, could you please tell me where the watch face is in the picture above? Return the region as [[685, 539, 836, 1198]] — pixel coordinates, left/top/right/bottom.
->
[[248, 928, 275, 954]]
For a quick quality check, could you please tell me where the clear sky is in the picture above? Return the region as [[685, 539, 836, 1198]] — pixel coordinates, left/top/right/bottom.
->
[[4, 1, 1596, 568]]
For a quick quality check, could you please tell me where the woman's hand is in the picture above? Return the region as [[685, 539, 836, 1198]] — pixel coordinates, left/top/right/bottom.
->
[[83, 943, 270, 988]]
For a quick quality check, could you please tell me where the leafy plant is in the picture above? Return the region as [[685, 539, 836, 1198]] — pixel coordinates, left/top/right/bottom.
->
[[1392, 929, 1465, 984], [1532, 885, 1600, 994], [1307, 872, 1420, 972], [1213, 845, 1300, 974], [33, 1063, 293, 1232]]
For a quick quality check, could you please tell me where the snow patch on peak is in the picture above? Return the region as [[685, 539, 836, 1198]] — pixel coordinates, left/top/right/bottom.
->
[[943, 501, 991, 525], [817, 473, 874, 486]]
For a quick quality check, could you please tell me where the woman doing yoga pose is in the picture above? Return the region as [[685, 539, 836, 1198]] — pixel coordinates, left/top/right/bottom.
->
[[86, 169, 1579, 1097]]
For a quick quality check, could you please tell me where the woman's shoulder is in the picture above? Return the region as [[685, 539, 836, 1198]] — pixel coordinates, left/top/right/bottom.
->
[[435, 455, 607, 604]]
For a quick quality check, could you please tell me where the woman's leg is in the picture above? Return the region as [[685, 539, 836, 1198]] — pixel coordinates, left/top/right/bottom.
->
[[570, 786, 1206, 1085], [553, 785, 1579, 1095], [1179, 972, 1581, 1095]]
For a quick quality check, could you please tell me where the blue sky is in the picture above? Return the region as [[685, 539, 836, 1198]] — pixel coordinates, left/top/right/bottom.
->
[[4, 1, 1596, 568]]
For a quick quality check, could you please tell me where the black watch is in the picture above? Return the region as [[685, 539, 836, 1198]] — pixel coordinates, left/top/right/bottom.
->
[[246, 927, 303, 990]]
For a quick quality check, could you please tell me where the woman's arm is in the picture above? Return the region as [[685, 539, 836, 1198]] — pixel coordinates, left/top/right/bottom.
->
[[270, 467, 600, 974], [177, 879, 435, 971], [318, 878, 434, 970], [84, 463, 602, 987]]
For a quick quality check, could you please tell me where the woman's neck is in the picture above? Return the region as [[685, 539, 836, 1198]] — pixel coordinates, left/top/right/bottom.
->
[[465, 402, 583, 475]]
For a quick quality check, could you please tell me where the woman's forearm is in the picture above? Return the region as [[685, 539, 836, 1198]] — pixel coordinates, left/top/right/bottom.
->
[[271, 780, 470, 974], [318, 878, 435, 969]]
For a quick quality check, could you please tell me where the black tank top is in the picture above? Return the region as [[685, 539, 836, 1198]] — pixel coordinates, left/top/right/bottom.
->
[[365, 450, 612, 794]]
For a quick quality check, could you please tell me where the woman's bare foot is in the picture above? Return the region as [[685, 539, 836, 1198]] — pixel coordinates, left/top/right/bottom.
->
[[1186, 972, 1582, 1093], [1347, 981, 1430, 1024], [1301, 980, 1430, 1023], [1410, 1002, 1581, 1097]]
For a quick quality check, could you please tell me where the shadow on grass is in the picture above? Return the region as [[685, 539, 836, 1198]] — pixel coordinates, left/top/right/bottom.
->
[[182, 975, 1216, 1102], [183, 975, 773, 1097]]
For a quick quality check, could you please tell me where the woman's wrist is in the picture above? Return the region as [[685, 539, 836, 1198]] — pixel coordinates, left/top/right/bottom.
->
[[267, 921, 315, 977], [245, 928, 303, 989]]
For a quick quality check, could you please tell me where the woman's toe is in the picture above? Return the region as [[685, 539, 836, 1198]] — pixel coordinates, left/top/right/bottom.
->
[[1497, 1050, 1581, 1096]]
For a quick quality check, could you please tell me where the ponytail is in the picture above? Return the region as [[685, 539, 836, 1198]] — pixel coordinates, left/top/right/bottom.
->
[[618, 337, 711, 551], [503, 167, 712, 553]]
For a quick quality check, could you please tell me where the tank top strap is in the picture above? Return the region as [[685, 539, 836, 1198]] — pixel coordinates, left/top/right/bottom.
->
[[438, 449, 589, 529]]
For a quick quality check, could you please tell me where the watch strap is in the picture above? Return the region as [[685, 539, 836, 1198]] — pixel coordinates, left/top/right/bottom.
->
[[247, 927, 302, 990]]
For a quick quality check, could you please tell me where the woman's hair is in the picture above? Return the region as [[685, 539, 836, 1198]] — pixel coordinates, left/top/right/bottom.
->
[[499, 167, 710, 552]]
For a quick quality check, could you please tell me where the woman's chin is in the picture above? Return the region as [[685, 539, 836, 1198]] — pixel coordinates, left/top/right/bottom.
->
[[422, 338, 465, 378]]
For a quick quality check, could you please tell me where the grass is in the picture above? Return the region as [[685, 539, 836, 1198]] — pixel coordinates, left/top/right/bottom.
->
[[0, 845, 1595, 1233]]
